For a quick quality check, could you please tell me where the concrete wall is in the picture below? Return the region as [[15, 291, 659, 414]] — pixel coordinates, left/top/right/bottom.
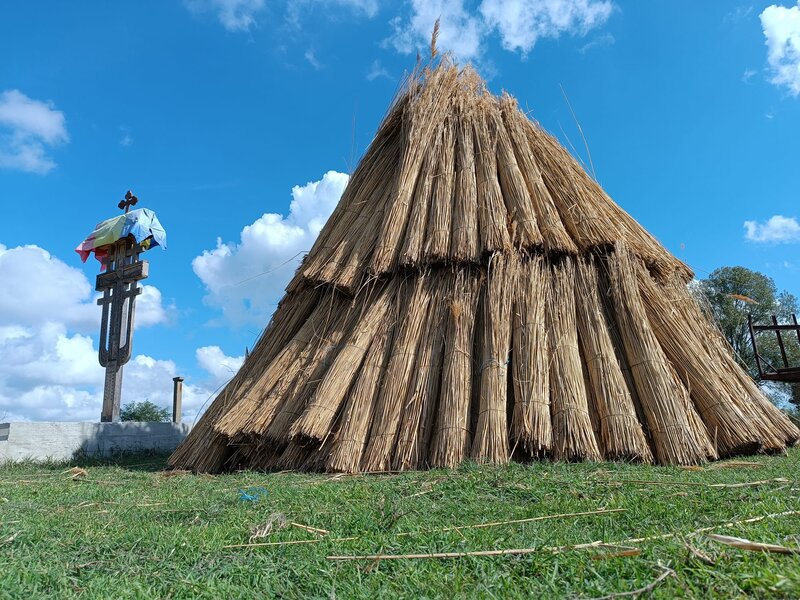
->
[[0, 421, 191, 463]]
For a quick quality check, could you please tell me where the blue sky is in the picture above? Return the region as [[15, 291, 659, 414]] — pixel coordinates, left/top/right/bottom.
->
[[1, 0, 799, 421]]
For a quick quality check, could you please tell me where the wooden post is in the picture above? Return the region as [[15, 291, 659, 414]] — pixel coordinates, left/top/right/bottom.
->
[[96, 192, 149, 422], [172, 377, 184, 423]]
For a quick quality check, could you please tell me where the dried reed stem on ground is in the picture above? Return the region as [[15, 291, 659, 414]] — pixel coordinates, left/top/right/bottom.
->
[[605, 243, 709, 465], [429, 270, 483, 467], [576, 255, 652, 462], [361, 275, 434, 471], [472, 253, 517, 463], [290, 281, 397, 442], [327, 317, 395, 473], [393, 277, 449, 470], [423, 116, 456, 261], [546, 256, 601, 461], [473, 103, 511, 254], [510, 255, 551, 454]]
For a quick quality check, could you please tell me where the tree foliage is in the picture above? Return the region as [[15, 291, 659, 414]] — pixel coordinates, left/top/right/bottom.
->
[[120, 400, 171, 423], [697, 266, 800, 407]]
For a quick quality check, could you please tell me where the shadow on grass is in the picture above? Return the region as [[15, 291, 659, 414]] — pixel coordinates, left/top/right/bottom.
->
[[2, 450, 172, 473]]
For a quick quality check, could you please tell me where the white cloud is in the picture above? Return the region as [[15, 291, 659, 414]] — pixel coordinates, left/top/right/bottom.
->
[[304, 48, 322, 69], [388, 0, 484, 61], [724, 5, 754, 24], [367, 59, 392, 81], [741, 68, 757, 83], [744, 215, 800, 243], [184, 0, 266, 31], [0, 241, 224, 422], [579, 32, 614, 54], [0, 244, 169, 332], [760, 2, 800, 96], [0, 89, 68, 174], [388, 0, 613, 61], [287, 0, 380, 25], [120, 126, 133, 147], [480, 0, 613, 55], [192, 170, 348, 326], [196, 345, 245, 385]]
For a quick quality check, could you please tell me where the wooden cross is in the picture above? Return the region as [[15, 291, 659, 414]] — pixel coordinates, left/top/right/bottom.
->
[[96, 193, 149, 422], [118, 190, 138, 213]]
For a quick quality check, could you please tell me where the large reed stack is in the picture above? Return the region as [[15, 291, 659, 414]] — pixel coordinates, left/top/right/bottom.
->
[[170, 57, 797, 474]]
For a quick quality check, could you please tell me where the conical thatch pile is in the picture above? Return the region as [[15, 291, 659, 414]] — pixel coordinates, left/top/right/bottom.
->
[[170, 59, 798, 473]]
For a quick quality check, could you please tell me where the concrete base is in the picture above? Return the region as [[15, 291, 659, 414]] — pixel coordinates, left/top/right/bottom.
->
[[0, 421, 191, 463]]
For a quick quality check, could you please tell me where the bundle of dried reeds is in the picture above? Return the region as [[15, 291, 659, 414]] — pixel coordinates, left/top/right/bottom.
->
[[399, 125, 442, 267], [499, 95, 576, 254], [495, 111, 542, 250], [393, 276, 449, 470], [370, 65, 460, 274], [546, 256, 601, 462], [429, 269, 482, 467], [636, 266, 765, 456], [290, 281, 397, 443], [450, 100, 480, 262], [473, 103, 511, 255], [326, 317, 395, 473], [361, 275, 434, 471], [510, 254, 551, 454], [605, 243, 710, 465], [472, 253, 517, 463], [575, 255, 652, 462], [423, 116, 456, 262]]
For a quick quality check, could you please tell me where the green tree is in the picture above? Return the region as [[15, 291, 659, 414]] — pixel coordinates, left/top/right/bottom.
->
[[120, 400, 171, 422], [697, 266, 800, 407]]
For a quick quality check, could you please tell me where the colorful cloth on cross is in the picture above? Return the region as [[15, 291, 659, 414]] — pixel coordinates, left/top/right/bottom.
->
[[75, 208, 167, 264]]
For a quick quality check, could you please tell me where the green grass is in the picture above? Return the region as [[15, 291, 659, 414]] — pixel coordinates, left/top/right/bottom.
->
[[1, 450, 799, 599]]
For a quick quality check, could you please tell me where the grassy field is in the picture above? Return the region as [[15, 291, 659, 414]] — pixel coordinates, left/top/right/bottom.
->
[[1, 450, 799, 599]]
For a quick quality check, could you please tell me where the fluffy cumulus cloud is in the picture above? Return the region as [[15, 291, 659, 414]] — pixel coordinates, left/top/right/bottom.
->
[[196, 345, 245, 386], [761, 2, 800, 96], [0, 242, 205, 422], [480, 0, 613, 55], [184, 0, 266, 31], [389, 0, 485, 60], [388, 0, 613, 61], [193, 170, 349, 326], [0, 89, 68, 174], [744, 215, 800, 243]]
